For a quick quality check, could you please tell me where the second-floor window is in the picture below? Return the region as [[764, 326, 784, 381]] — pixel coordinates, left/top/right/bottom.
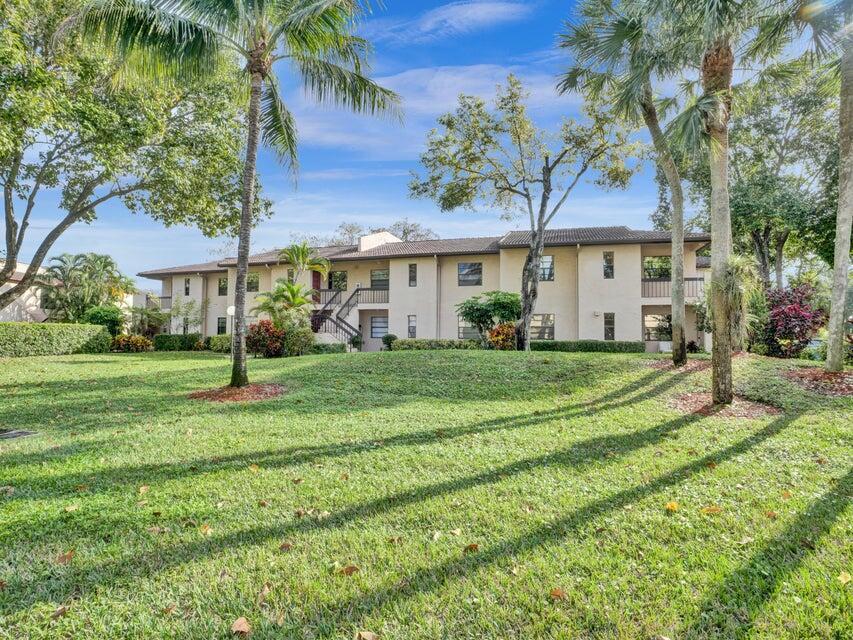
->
[[247, 272, 260, 293], [217, 317, 227, 335], [458, 262, 482, 286], [184, 278, 191, 296], [539, 255, 554, 281], [408, 314, 417, 338], [218, 277, 228, 296], [531, 313, 555, 340], [604, 312, 615, 340], [371, 269, 389, 290], [329, 271, 347, 290], [409, 263, 417, 287], [603, 252, 614, 279]]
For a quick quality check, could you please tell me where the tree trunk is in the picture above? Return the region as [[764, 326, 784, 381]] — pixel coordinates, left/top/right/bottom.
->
[[826, 32, 853, 372], [751, 227, 772, 288], [703, 41, 735, 404], [774, 230, 789, 289], [640, 81, 686, 366], [230, 71, 263, 388], [517, 230, 544, 352]]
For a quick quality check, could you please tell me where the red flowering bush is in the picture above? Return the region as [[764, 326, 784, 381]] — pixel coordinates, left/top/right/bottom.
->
[[487, 322, 517, 350], [764, 285, 826, 358], [246, 320, 285, 358]]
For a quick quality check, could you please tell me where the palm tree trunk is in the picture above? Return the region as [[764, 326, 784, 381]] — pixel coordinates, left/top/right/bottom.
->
[[826, 34, 853, 372], [230, 71, 263, 388], [640, 81, 686, 366], [703, 41, 734, 404]]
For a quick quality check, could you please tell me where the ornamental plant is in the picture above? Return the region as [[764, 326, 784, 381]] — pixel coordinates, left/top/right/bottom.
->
[[112, 335, 153, 353], [246, 320, 285, 359], [764, 285, 826, 358], [488, 323, 517, 350]]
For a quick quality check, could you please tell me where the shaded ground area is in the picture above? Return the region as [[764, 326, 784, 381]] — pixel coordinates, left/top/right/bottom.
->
[[0, 351, 849, 639], [784, 366, 853, 397], [668, 392, 782, 418], [189, 383, 286, 403]]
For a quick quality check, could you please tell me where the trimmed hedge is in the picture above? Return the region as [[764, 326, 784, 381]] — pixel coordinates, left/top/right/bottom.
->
[[207, 335, 232, 353], [153, 333, 202, 351], [309, 343, 346, 355], [392, 339, 481, 351], [0, 322, 111, 358], [531, 340, 645, 353]]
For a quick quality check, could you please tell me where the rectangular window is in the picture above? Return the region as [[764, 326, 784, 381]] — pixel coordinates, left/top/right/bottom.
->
[[408, 263, 417, 287], [217, 317, 227, 335], [643, 314, 673, 341], [328, 271, 347, 290], [408, 315, 417, 338], [370, 269, 390, 290], [603, 252, 614, 279], [643, 256, 672, 279], [247, 272, 260, 293], [457, 262, 483, 286], [530, 313, 555, 340], [370, 315, 388, 338], [539, 255, 554, 281], [458, 317, 480, 340], [604, 312, 615, 341], [287, 268, 295, 284], [218, 277, 228, 296], [184, 278, 191, 296]]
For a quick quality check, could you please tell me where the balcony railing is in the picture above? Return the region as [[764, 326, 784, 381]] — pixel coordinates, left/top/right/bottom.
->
[[358, 287, 389, 304], [641, 277, 705, 299], [316, 289, 341, 305]]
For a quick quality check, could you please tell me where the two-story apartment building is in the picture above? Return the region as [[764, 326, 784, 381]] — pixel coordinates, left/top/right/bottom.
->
[[138, 225, 711, 352]]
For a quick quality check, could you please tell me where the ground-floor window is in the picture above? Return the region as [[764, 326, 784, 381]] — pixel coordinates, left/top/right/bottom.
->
[[530, 313, 555, 340], [370, 315, 389, 338], [217, 317, 227, 335], [458, 317, 480, 340], [643, 314, 673, 341], [603, 312, 615, 341], [408, 315, 417, 338]]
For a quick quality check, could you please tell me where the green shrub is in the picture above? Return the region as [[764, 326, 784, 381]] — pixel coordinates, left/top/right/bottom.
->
[[530, 340, 645, 353], [381, 333, 398, 350], [282, 324, 315, 356], [391, 339, 481, 351], [153, 333, 202, 351], [112, 334, 153, 352], [208, 335, 232, 353], [0, 322, 111, 357], [82, 305, 126, 336], [309, 343, 346, 355]]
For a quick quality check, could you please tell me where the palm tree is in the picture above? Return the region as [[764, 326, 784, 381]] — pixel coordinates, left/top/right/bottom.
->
[[40, 252, 135, 321], [252, 279, 313, 326], [79, 0, 399, 387], [279, 241, 331, 282], [559, 4, 689, 367]]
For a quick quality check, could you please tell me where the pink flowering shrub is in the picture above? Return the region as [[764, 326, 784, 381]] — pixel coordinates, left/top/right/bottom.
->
[[764, 285, 825, 358]]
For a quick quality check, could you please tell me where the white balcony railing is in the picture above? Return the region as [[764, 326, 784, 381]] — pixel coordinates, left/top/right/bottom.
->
[[642, 277, 705, 299]]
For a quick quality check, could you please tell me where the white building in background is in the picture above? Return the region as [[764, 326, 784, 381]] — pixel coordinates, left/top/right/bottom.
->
[[139, 225, 712, 352], [0, 261, 47, 323]]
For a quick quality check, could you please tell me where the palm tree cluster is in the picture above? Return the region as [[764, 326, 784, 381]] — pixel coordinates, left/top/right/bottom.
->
[[40, 253, 136, 322], [561, 0, 851, 401]]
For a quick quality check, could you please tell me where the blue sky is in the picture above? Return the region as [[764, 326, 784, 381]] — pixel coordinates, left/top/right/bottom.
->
[[26, 0, 663, 287]]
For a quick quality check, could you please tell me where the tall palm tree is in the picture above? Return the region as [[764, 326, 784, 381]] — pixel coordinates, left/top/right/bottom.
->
[[279, 241, 331, 281], [559, 3, 689, 367], [79, 0, 399, 387]]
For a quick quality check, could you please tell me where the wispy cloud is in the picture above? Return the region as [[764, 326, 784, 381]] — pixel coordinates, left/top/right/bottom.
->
[[300, 168, 410, 181], [362, 1, 533, 45]]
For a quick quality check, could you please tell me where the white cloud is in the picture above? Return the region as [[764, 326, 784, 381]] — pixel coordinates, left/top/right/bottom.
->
[[300, 168, 410, 181], [362, 1, 533, 45]]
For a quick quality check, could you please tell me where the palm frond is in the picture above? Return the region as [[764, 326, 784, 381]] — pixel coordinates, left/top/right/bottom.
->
[[665, 92, 725, 156], [261, 75, 299, 170]]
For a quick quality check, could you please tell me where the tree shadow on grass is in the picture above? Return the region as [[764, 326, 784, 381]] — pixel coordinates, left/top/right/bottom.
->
[[679, 467, 852, 639]]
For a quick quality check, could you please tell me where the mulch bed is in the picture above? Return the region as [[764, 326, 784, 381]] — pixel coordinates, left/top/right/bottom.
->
[[646, 359, 711, 373], [188, 383, 286, 403], [668, 392, 781, 418], [783, 368, 853, 397]]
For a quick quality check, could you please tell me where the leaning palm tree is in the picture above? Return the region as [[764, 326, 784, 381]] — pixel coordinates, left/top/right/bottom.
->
[[559, 3, 689, 367], [79, 0, 399, 387], [279, 241, 331, 282]]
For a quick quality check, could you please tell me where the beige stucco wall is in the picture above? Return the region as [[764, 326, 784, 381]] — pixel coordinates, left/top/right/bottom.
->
[[642, 303, 703, 352], [358, 309, 388, 351], [0, 283, 43, 322], [434, 253, 501, 340], [577, 244, 643, 341]]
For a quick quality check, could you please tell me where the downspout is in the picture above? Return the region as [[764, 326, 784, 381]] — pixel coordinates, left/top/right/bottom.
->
[[434, 255, 440, 338]]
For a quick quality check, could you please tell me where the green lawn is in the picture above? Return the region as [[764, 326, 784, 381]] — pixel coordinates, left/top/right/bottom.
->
[[0, 351, 850, 639]]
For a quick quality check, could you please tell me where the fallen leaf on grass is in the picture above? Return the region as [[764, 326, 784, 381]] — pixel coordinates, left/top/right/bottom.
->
[[258, 500, 270, 508], [738, 536, 754, 545], [665, 501, 679, 513], [64, 504, 79, 513], [706, 461, 717, 470], [162, 603, 177, 616], [838, 571, 851, 586], [199, 524, 212, 537], [700, 505, 722, 515], [257, 582, 272, 607], [138, 485, 150, 495], [387, 536, 403, 545], [781, 490, 793, 500], [340, 473, 349, 481], [463, 543, 479, 554], [431, 531, 442, 541], [337, 564, 360, 576], [51, 605, 69, 619], [231, 616, 251, 636], [147, 525, 167, 534], [248, 464, 260, 473], [549, 588, 567, 601], [55, 550, 74, 565], [279, 541, 294, 552], [449, 528, 462, 536], [292, 478, 303, 485], [765, 510, 778, 520], [75, 484, 89, 492], [0, 486, 14, 497], [354, 632, 378, 640]]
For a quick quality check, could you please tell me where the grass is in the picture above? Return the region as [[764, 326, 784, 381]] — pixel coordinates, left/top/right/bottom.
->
[[0, 350, 850, 639]]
